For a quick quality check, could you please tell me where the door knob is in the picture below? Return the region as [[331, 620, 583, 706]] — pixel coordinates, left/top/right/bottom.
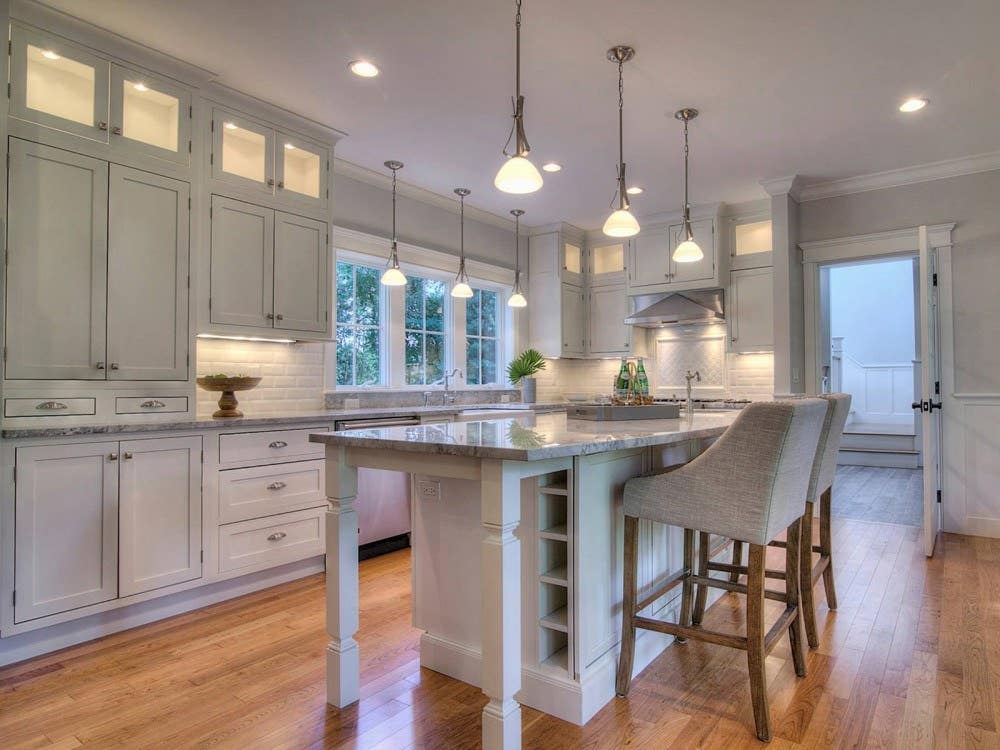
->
[[928, 400, 943, 412]]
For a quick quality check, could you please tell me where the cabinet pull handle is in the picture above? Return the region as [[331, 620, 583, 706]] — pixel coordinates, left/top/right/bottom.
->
[[267, 178, 275, 187], [266, 481, 287, 491], [110, 363, 119, 370], [112, 125, 122, 135], [266, 313, 274, 320], [108, 453, 118, 461], [140, 400, 166, 409], [268, 440, 288, 449], [277, 181, 284, 189], [267, 531, 287, 542], [275, 314, 284, 321], [97, 121, 108, 131], [36, 401, 68, 410], [95, 361, 106, 370], [123, 452, 133, 460]]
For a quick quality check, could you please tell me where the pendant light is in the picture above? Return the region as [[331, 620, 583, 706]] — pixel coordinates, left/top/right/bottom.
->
[[451, 188, 474, 298], [672, 108, 704, 263], [380, 160, 407, 286], [507, 209, 527, 308], [494, 0, 543, 194], [602, 46, 640, 238]]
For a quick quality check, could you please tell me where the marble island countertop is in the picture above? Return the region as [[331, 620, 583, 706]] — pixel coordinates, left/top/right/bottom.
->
[[1, 402, 568, 439], [310, 410, 739, 461]]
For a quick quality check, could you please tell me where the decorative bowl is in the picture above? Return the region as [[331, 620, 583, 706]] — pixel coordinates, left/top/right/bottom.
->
[[196, 376, 262, 418]]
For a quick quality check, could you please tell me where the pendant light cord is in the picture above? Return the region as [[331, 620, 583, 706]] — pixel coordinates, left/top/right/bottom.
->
[[514, 212, 520, 285], [459, 193, 466, 276], [683, 117, 690, 218], [617, 54, 627, 210], [503, 0, 529, 158], [391, 167, 398, 250], [515, 0, 521, 101]]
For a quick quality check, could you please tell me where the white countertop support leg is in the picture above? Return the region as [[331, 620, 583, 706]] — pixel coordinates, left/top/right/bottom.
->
[[325, 445, 360, 707], [480, 459, 523, 750]]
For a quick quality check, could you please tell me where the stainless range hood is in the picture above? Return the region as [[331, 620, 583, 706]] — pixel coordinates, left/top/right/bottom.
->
[[625, 289, 725, 328]]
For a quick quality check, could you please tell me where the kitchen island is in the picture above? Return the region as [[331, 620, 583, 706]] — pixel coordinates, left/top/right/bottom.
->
[[311, 410, 738, 750]]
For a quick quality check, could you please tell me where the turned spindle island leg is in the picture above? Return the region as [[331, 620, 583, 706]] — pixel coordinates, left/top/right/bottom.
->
[[325, 446, 360, 707], [480, 459, 523, 750]]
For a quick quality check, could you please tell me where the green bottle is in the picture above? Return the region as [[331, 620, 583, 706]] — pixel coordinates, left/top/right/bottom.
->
[[615, 357, 630, 402], [635, 358, 650, 401]]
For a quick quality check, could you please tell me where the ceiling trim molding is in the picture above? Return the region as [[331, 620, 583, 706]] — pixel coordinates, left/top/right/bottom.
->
[[799, 222, 955, 263], [796, 151, 1000, 202], [333, 158, 516, 232], [759, 175, 803, 200]]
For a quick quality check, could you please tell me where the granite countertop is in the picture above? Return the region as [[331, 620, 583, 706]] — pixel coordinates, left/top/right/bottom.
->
[[1, 403, 568, 439], [310, 410, 738, 462]]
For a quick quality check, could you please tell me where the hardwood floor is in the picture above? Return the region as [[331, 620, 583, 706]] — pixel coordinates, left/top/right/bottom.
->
[[2, 519, 997, 749], [832, 466, 923, 527]]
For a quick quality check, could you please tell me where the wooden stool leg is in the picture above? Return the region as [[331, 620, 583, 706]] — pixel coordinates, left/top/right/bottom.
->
[[729, 540, 743, 584], [692, 532, 710, 625], [746, 544, 771, 742], [616, 515, 640, 696], [820, 486, 838, 610], [677, 529, 695, 643], [784, 518, 807, 677], [799, 500, 819, 649]]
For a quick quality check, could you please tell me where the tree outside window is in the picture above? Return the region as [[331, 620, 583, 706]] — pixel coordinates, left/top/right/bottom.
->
[[466, 288, 499, 385], [335, 261, 383, 386], [404, 275, 447, 385]]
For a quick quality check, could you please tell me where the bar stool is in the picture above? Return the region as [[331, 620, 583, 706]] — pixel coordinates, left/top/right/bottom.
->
[[727, 393, 851, 648], [615, 399, 828, 742]]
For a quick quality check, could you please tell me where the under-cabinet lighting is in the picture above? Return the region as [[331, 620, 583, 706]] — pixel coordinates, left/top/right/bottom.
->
[[41, 49, 60, 60], [284, 143, 295, 150], [224, 121, 238, 130], [133, 82, 149, 92], [899, 97, 928, 113], [542, 162, 562, 172], [349, 60, 380, 78], [626, 186, 643, 195], [197, 333, 296, 344]]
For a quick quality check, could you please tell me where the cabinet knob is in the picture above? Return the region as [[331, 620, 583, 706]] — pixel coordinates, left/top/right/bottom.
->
[[266, 481, 287, 491], [112, 125, 122, 135], [122, 452, 133, 460], [277, 181, 284, 189], [267, 531, 287, 542], [267, 178, 275, 187], [275, 314, 284, 321], [108, 453, 118, 461], [97, 121, 108, 131], [95, 361, 106, 370], [268, 440, 288, 449], [266, 313, 274, 320], [110, 363, 119, 370]]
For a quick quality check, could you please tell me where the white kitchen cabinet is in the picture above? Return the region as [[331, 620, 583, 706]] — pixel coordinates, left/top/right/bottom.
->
[[589, 284, 630, 355], [629, 225, 672, 288], [628, 215, 724, 293], [589, 242, 626, 287], [273, 211, 328, 333], [729, 267, 774, 353], [118, 436, 202, 597], [14, 442, 119, 622], [5, 139, 109, 380], [276, 130, 329, 210], [528, 226, 588, 358], [107, 166, 190, 380], [110, 64, 191, 165], [561, 284, 586, 356], [728, 213, 773, 271], [9, 25, 111, 143], [668, 219, 716, 285]]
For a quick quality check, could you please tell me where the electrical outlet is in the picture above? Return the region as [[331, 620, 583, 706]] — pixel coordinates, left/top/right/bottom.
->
[[418, 480, 441, 500], [344, 398, 360, 409], [500, 394, 511, 403]]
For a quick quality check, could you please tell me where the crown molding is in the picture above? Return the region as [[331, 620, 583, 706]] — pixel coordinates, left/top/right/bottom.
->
[[759, 175, 804, 200], [333, 158, 515, 232], [796, 151, 1000, 202], [799, 222, 955, 263]]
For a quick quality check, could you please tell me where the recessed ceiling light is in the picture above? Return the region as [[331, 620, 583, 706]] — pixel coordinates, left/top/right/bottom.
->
[[899, 97, 928, 113], [349, 60, 380, 78], [626, 186, 643, 195], [133, 82, 149, 92], [542, 162, 562, 172], [41, 49, 60, 60], [224, 121, 238, 130], [284, 143, 295, 150]]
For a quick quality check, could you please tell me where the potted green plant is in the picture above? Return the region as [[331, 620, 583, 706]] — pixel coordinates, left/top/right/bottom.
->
[[507, 348, 546, 404]]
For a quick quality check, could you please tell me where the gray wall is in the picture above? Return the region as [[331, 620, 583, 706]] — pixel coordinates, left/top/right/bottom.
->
[[829, 259, 915, 364], [332, 171, 516, 268], [799, 169, 1000, 394]]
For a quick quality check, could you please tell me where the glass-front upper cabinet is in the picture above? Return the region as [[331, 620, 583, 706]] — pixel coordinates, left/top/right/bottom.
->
[[9, 25, 111, 142], [562, 242, 583, 285], [728, 213, 773, 270], [110, 64, 191, 163], [589, 242, 626, 286], [275, 130, 328, 208], [212, 107, 275, 195]]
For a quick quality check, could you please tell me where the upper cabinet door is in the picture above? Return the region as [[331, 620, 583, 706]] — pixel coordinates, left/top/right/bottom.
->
[[589, 284, 630, 355], [590, 242, 626, 287], [9, 26, 110, 142], [211, 107, 275, 195], [275, 131, 328, 211], [561, 241, 583, 286], [110, 64, 191, 164], [107, 166, 190, 380], [730, 267, 774, 353], [273, 211, 328, 333], [5, 139, 108, 380], [210, 196, 275, 327], [561, 284, 586, 356], [669, 218, 716, 284], [629, 226, 671, 288]]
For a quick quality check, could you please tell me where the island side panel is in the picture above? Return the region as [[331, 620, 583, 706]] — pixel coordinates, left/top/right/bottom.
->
[[324, 445, 360, 707]]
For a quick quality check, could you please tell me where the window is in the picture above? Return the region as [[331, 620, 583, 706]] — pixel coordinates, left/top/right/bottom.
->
[[335, 261, 383, 386], [466, 288, 500, 385], [404, 275, 447, 385]]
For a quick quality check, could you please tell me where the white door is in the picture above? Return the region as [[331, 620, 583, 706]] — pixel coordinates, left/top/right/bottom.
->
[[107, 166, 190, 380], [5, 139, 109, 380], [589, 284, 629, 355], [14, 443, 119, 622], [273, 211, 328, 333], [918, 226, 942, 556], [210, 196, 275, 327], [110, 64, 192, 164], [561, 284, 586, 356], [119, 436, 202, 597], [669, 218, 716, 285], [629, 226, 671, 288], [730, 268, 774, 353]]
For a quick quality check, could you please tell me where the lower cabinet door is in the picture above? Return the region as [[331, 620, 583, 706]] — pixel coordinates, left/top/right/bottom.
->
[[14, 442, 120, 623], [118, 436, 202, 597]]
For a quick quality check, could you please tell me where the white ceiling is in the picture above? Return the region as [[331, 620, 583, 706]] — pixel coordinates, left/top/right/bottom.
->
[[38, 0, 1000, 229]]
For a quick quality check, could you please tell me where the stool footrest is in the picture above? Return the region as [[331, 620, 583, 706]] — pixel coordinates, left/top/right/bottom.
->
[[764, 606, 799, 654], [706, 561, 786, 582], [636, 567, 688, 612], [811, 554, 832, 585], [768, 539, 788, 549], [633, 615, 747, 651], [688, 574, 788, 604]]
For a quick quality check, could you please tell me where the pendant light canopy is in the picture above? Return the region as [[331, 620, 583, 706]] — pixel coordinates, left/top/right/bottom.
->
[[494, 0, 543, 194], [507, 209, 527, 308], [451, 188, 474, 298], [672, 108, 703, 263], [602, 45, 639, 239], [380, 160, 407, 286]]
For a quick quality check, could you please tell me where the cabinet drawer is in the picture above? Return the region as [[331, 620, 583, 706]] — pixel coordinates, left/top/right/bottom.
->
[[218, 508, 325, 572], [219, 460, 326, 524], [4, 397, 96, 417], [115, 396, 189, 415], [218, 427, 328, 465]]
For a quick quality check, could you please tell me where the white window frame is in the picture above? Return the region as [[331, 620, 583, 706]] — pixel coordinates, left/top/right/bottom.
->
[[331, 254, 388, 388], [401, 266, 452, 387], [463, 284, 506, 388]]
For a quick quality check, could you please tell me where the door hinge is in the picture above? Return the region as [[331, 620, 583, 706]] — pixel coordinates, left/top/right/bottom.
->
[[935, 380, 940, 395], [210, 153, 214, 165], [11, 590, 15, 607], [12, 465, 16, 484], [189, 105, 193, 119], [188, 140, 192, 154], [200, 550, 204, 562], [932, 273, 938, 286], [6, 152, 9, 169], [936, 489, 942, 504], [3, 346, 6, 363], [208, 297, 212, 310], [8, 40, 12, 56], [186, 353, 190, 366], [187, 274, 190, 289], [188, 196, 192, 210], [210, 119, 214, 132], [6, 82, 10, 99], [209, 205, 213, 219]]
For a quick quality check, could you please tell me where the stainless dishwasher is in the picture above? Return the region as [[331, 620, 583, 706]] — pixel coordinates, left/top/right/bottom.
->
[[334, 415, 420, 554]]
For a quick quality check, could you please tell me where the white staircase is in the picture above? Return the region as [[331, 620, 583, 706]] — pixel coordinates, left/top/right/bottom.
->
[[838, 425, 920, 468]]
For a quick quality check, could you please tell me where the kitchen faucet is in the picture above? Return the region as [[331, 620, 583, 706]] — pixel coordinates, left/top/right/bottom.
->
[[684, 370, 701, 416], [439, 368, 464, 405]]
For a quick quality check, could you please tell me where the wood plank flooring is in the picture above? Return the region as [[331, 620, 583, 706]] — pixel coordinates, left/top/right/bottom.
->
[[832, 466, 923, 527], [2, 519, 996, 749]]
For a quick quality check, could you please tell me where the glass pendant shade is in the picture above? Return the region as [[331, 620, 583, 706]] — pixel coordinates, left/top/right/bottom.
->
[[507, 289, 527, 308], [495, 156, 543, 194], [451, 281, 474, 298], [380, 264, 407, 286], [673, 222, 704, 262], [603, 208, 640, 238]]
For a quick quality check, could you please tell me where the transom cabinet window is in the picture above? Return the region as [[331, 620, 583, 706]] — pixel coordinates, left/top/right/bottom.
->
[[335, 261, 383, 386], [466, 289, 500, 385], [404, 275, 448, 385]]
